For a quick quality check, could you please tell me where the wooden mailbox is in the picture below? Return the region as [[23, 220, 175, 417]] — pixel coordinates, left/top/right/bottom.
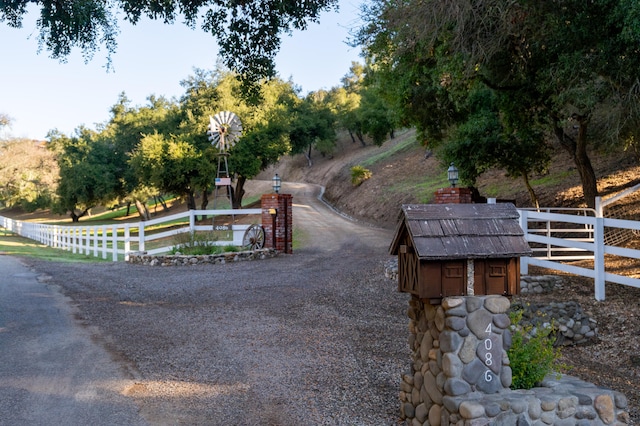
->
[[389, 203, 532, 304]]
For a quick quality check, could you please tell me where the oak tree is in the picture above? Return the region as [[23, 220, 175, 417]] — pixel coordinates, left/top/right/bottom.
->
[[1, 0, 338, 88], [358, 0, 640, 207]]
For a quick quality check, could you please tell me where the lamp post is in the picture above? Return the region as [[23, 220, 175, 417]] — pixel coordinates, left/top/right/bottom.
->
[[272, 173, 282, 194], [447, 163, 459, 187]]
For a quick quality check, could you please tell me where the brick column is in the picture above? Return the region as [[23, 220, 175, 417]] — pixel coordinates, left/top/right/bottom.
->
[[435, 187, 473, 204], [261, 193, 293, 254]]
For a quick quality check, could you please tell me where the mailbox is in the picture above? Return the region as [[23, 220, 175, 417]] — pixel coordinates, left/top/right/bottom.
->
[[389, 203, 531, 304]]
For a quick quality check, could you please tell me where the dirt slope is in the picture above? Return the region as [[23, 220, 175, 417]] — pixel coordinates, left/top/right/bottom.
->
[[260, 131, 640, 423]]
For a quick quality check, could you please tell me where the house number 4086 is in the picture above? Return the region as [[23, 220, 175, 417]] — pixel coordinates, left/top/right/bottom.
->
[[484, 323, 493, 382]]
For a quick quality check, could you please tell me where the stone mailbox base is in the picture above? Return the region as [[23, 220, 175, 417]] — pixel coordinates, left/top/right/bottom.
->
[[400, 295, 630, 425]]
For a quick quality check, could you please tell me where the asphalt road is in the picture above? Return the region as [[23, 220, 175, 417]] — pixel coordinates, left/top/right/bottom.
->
[[0, 183, 403, 426], [0, 255, 147, 426]]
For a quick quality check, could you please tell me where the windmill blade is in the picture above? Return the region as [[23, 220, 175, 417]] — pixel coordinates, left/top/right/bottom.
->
[[208, 115, 222, 149], [209, 111, 243, 152]]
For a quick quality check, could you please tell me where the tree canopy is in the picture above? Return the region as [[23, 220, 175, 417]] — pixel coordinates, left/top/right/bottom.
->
[[357, 0, 640, 207], [0, 0, 338, 88], [0, 138, 58, 211]]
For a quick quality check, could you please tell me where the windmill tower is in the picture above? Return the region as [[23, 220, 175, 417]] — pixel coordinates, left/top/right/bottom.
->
[[207, 111, 242, 218]]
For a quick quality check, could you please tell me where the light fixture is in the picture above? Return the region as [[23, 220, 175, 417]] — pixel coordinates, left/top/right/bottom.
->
[[447, 163, 459, 187], [272, 173, 282, 194]]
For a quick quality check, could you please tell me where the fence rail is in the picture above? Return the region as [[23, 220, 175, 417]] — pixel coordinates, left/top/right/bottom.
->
[[4, 203, 640, 301], [518, 208, 640, 300], [0, 209, 262, 261]]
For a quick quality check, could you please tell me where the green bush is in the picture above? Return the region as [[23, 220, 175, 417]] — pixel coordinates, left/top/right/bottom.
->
[[507, 308, 563, 389], [223, 244, 239, 253], [351, 165, 372, 186], [170, 231, 222, 255]]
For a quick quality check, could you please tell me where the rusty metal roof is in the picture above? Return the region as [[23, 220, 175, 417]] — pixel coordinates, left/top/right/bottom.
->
[[389, 203, 532, 259]]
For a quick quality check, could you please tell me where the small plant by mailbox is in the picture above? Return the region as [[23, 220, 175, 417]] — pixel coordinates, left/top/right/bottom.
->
[[389, 203, 531, 303]]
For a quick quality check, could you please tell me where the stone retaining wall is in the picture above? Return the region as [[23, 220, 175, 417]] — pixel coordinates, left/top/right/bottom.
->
[[384, 260, 599, 347], [513, 301, 598, 346], [127, 248, 278, 266], [400, 294, 630, 425], [520, 275, 565, 295]]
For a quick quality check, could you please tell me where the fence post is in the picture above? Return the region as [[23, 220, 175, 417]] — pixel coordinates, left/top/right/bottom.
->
[[85, 227, 91, 254], [92, 226, 98, 257], [189, 210, 195, 233], [518, 209, 529, 275], [112, 226, 118, 262], [124, 224, 131, 261], [594, 216, 606, 301], [102, 225, 108, 260], [72, 227, 78, 254], [139, 222, 145, 253]]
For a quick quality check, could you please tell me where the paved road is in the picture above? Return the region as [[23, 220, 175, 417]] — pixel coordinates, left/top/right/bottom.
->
[[0, 255, 147, 425], [0, 181, 398, 425]]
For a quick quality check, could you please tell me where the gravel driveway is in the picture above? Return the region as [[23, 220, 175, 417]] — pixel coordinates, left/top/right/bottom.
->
[[25, 182, 410, 425]]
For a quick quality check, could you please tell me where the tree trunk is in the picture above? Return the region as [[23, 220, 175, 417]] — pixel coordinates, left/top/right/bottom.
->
[[126, 201, 132, 216], [134, 199, 150, 221], [197, 189, 211, 221], [200, 190, 209, 210], [348, 130, 356, 144], [521, 172, 540, 210], [553, 115, 598, 208], [232, 176, 247, 209], [574, 120, 598, 209], [156, 195, 169, 211], [305, 145, 313, 167], [186, 191, 196, 210], [356, 131, 366, 147], [69, 207, 89, 223]]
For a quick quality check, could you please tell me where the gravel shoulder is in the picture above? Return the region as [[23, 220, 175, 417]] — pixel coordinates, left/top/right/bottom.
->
[[23, 182, 410, 425], [13, 180, 640, 424]]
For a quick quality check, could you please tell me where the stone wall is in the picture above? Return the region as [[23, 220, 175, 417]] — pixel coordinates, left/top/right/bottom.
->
[[127, 248, 278, 266], [400, 294, 630, 425], [384, 260, 599, 347]]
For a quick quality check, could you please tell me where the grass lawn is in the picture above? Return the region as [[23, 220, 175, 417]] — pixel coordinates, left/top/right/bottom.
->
[[0, 230, 106, 262]]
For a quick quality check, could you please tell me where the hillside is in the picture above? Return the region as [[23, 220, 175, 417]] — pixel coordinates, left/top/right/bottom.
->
[[260, 128, 640, 229], [261, 131, 640, 423]]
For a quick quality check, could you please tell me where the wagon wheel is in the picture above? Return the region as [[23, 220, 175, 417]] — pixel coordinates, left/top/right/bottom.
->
[[243, 224, 265, 250]]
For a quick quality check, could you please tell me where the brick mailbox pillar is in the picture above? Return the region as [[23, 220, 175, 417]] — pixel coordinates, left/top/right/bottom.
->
[[435, 187, 473, 204], [261, 193, 293, 254]]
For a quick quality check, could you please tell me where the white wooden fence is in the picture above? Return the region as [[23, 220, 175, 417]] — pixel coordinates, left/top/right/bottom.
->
[[4, 200, 640, 301], [518, 207, 640, 301], [0, 209, 262, 262]]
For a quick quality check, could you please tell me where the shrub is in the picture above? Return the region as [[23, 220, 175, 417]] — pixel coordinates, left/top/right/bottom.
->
[[170, 231, 222, 255], [223, 244, 239, 253], [351, 165, 372, 186], [507, 308, 563, 389]]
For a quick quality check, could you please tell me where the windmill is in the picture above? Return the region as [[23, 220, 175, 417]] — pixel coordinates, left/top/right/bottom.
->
[[208, 111, 242, 216], [208, 111, 243, 153]]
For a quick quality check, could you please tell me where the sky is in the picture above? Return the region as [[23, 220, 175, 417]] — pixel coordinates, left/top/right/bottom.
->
[[0, 1, 363, 140]]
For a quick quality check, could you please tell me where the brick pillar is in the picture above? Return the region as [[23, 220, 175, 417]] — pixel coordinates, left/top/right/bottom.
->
[[435, 187, 473, 204], [261, 193, 293, 254]]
